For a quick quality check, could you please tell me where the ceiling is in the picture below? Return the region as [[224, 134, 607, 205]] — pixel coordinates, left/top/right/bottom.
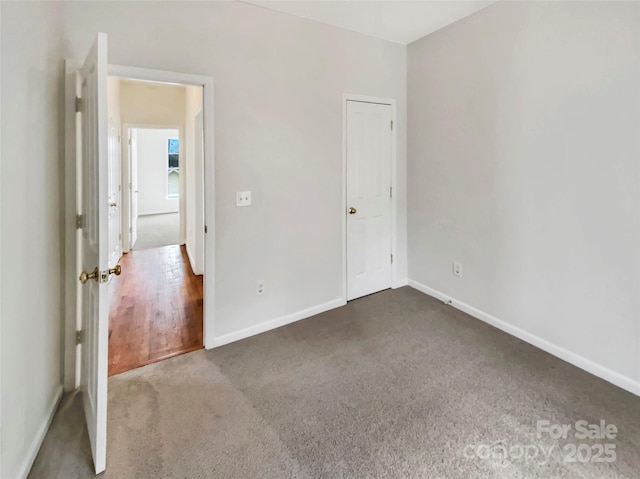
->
[[243, 1, 497, 45]]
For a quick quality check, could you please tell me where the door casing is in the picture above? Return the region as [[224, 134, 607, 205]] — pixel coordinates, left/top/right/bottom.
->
[[342, 94, 399, 303]]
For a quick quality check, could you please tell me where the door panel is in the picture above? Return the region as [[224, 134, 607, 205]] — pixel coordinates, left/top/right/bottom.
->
[[346, 101, 392, 301], [78, 32, 109, 474], [194, 110, 204, 274]]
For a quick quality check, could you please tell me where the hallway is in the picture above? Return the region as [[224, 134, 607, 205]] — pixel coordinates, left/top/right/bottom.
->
[[133, 213, 180, 251], [108, 245, 203, 376]]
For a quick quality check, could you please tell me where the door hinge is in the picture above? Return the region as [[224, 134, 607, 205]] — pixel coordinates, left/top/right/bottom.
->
[[129, 227, 132, 233], [76, 330, 84, 345], [75, 96, 83, 113], [204, 225, 208, 234], [390, 186, 393, 198], [391, 254, 394, 264], [128, 138, 132, 146], [390, 120, 393, 130], [119, 233, 122, 240], [76, 214, 84, 229]]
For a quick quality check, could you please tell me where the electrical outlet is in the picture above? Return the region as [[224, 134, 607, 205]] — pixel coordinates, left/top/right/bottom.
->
[[236, 191, 252, 207], [257, 280, 265, 295], [453, 261, 463, 277]]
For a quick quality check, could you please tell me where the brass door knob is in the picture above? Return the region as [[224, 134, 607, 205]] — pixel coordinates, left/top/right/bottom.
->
[[109, 202, 117, 207], [79, 265, 121, 284], [79, 267, 99, 284], [348, 207, 357, 215]]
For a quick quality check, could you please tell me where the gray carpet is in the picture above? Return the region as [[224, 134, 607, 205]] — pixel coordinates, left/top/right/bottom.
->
[[29, 288, 640, 478], [134, 213, 180, 250]]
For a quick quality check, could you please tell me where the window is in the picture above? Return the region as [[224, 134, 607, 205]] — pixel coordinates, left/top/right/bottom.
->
[[167, 138, 179, 198]]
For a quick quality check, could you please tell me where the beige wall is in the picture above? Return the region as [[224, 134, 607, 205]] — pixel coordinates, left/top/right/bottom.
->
[[107, 77, 121, 124], [119, 80, 186, 127], [61, 1, 408, 339], [408, 1, 640, 388], [0, 2, 65, 478]]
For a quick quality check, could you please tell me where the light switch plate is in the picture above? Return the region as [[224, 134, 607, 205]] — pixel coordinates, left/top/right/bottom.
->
[[236, 191, 251, 207]]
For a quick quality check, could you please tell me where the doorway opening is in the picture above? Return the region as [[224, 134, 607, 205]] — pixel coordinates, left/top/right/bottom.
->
[[106, 76, 205, 376], [129, 127, 181, 251]]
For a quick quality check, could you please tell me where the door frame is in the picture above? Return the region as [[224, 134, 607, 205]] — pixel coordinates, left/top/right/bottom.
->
[[341, 93, 399, 302], [64, 64, 216, 390], [121, 123, 185, 253]]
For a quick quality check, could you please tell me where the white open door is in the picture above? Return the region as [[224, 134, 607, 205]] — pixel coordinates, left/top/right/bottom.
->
[[346, 100, 393, 300], [77, 32, 110, 474], [129, 128, 139, 249], [194, 109, 205, 274]]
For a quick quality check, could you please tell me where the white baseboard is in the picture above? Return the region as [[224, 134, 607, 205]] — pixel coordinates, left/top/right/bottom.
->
[[408, 280, 640, 397], [392, 278, 408, 288], [184, 243, 201, 276], [17, 385, 63, 479], [212, 298, 346, 347], [138, 211, 179, 217]]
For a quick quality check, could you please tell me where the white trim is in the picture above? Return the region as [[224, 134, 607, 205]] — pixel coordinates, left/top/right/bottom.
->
[[185, 242, 199, 276], [136, 210, 180, 217], [392, 278, 408, 289], [342, 93, 398, 303], [166, 135, 180, 200], [191, 107, 206, 276], [108, 65, 210, 87], [17, 386, 63, 479], [63, 60, 81, 391], [408, 279, 640, 397], [212, 298, 345, 347]]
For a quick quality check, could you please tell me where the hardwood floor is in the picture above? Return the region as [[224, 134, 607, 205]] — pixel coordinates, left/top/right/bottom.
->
[[108, 244, 203, 376]]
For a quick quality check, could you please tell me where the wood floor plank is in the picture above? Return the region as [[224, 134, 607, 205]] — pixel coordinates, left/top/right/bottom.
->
[[108, 244, 203, 376]]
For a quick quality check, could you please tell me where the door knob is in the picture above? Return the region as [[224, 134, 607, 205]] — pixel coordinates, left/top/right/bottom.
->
[[79, 267, 99, 284], [348, 207, 357, 215], [110, 202, 117, 207], [79, 265, 121, 284]]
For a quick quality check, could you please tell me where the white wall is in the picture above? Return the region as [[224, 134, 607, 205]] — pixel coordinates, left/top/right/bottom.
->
[[408, 1, 640, 391], [136, 128, 180, 215], [184, 86, 204, 274], [0, 2, 64, 478], [60, 1, 407, 340]]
